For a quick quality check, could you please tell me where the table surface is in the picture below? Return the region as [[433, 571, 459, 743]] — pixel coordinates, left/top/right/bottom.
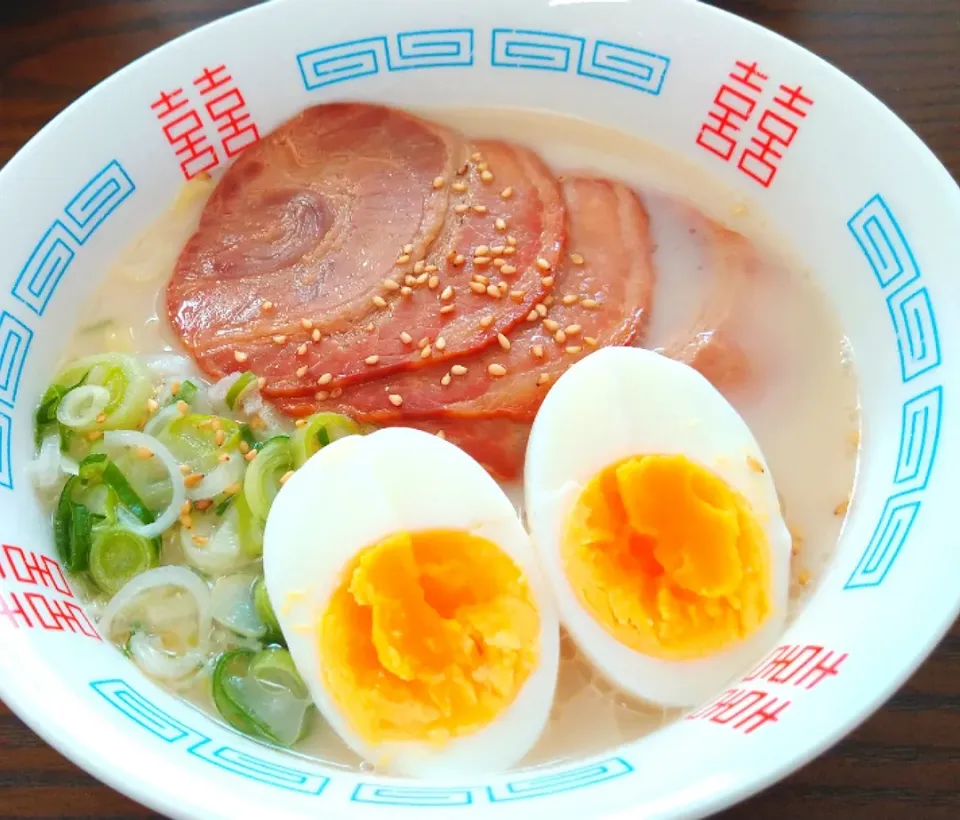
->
[[1, 1, 958, 817]]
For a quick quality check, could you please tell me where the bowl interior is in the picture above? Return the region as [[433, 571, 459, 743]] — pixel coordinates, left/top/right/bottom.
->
[[0, 1, 958, 818]]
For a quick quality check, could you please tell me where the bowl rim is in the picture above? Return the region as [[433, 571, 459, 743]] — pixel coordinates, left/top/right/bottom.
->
[[1, 0, 959, 818]]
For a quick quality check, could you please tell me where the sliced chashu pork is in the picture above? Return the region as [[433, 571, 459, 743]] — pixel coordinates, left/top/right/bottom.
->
[[256, 139, 566, 397], [168, 102, 465, 378], [277, 176, 654, 427]]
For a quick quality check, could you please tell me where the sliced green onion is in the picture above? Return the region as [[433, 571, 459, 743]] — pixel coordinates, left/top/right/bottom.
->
[[178, 381, 199, 405], [56, 385, 111, 429], [253, 576, 284, 646], [226, 372, 258, 410], [212, 648, 311, 747], [55, 478, 94, 573], [78, 453, 154, 526], [239, 424, 259, 450], [235, 489, 264, 557], [89, 528, 159, 594], [243, 436, 292, 521], [35, 384, 72, 449], [289, 413, 360, 468], [160, 414, 240, 474], [53, 353, 152, 431]]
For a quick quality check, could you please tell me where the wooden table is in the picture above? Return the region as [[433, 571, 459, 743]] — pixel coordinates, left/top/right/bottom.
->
[[1, 1, 957, 817]]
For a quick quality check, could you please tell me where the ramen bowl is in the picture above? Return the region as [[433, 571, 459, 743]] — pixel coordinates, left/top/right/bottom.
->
[[0, 0, 958, 817]]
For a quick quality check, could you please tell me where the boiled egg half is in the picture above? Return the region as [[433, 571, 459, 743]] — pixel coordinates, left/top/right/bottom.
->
[[525, 346, 791, 708], [264, 427, 559, 777]]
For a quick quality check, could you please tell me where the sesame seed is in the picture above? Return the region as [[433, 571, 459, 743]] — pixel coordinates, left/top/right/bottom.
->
[[532, 344, 545, 358], [383, 279, 400, 291], [301, 318, 314, 330], [184, 473, 205, 489], [544, 295, 554, 306], [475, 245, 491, 256], [451, 364, 468, 376], [543, 319, 560, 332], [584, 336, 598, 347], [562, 294, 579, 305], [453, 254, 466, 266], [490, 245, 505, 256], [180, 500, 193, 516], [257, 377, 267, 389], [536, 303, 548, 317], [488, 363, 507, 377], [537, 373, 551, 386], [555, 330, 567, 344], [238, 442, 250, 454], [389, 394, 403, 407], [146, 398, 160, 414], [799, 571, 811, 586], [271, 335, 286, 345], [498, 333, 511, 350], [541, 276, 555, 288], [469, 281, 487, 294], [262, 300, 274, 311], [581, 298, 599, 309], [433, 176, 446, 189], [317, 373, 333, 386], [312, 328, 322, 342], [447, 250, 458, 262], [471, 151, 484, 162], [440, 304, 456, 315], [507, 235, 518, 246], [195, 498, 213, 511], [486, 285, 501, 298], [244, 450, 258, 463], [176, 400, 189, 416], [136, 446, 154, 460], [435, 336, 447, 351], [234, 351, 248, 363], [428, 275, 440, 289], [215, 429, 227, 447], [510, 290, 526, 302], [527, 310, 539, 321], [441, 286, 454, 301], [96, 412, 108, 425], [405, 275, 417, 286], [419, 337, 430, 349], [454, 204, 469, 215], [218, 452, 232, 462], [502, 246, 516, 256], [373, 295, 388, 309], [295, 365, 308, 379], [414, 272, 428, 285], [536, 257, 552, 271], [421, 345, 433, 359], [330, 387, 342, 399], [472, 204, 488, 214], [295, 419, 308, 428], [180, 514, 193, 530], [480, 315, 494, 328], [477, 162, 489, 172], [191, 534, 209, 547], [452, 181, 468, 193], [279, 470, 295, 486], [500, 264, 517, 276], [401, 286, 413, 296], [480, 170, 494, 183], [179, 464, 192, 475], [498, 282, 508, 294], [565, 324, 582, 335], [565, 345, 582, 355], [400, 332, 413, 345], [297, 343, 308, 356], [396, 254, 411, 266], [436, 430, 447, 440], [441, 372, 452, 386], [500, 187, 514, 199], [414, 260, 426, 275], [315, 391, 330, 401], [570, 253, 585, 265], [493, 258, 506, 269], [474, 256, 492, 267], [365, 354, 380, 365], [211, 418, 222, 431], [403, 244, 415, 254]]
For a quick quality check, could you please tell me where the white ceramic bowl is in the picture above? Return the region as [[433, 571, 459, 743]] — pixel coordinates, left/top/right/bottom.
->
[[0, 1, 958, 817]]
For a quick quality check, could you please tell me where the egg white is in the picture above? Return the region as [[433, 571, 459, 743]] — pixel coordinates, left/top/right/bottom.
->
[[264, 427, 560, 777], [524, 346, 791, 708]]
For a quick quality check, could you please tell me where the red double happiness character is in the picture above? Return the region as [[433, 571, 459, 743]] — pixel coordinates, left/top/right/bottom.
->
[[696, 60, 770, 162], [194, 65, 261, 159], [151, 86, 220, 180]]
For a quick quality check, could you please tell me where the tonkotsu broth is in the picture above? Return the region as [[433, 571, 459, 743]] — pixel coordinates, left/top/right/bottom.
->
[[62, 108, 859, 772]]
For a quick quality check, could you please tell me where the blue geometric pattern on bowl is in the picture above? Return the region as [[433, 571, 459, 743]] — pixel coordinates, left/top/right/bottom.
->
[[297, 29, 474, 90], [490, 29, 669, 95], [297, 27, 670, 95], [845, 194, 944, 589], [12, 160, 135, 317], [92, 677, 634, 804], [0, 410, 11, 490], [0, 310, 32, 409], [90, 679, 330, 795]]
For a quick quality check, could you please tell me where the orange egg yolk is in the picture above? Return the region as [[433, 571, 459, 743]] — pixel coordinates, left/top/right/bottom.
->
[[563, 454, 771, 661], [319, 529, 539, 746]]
